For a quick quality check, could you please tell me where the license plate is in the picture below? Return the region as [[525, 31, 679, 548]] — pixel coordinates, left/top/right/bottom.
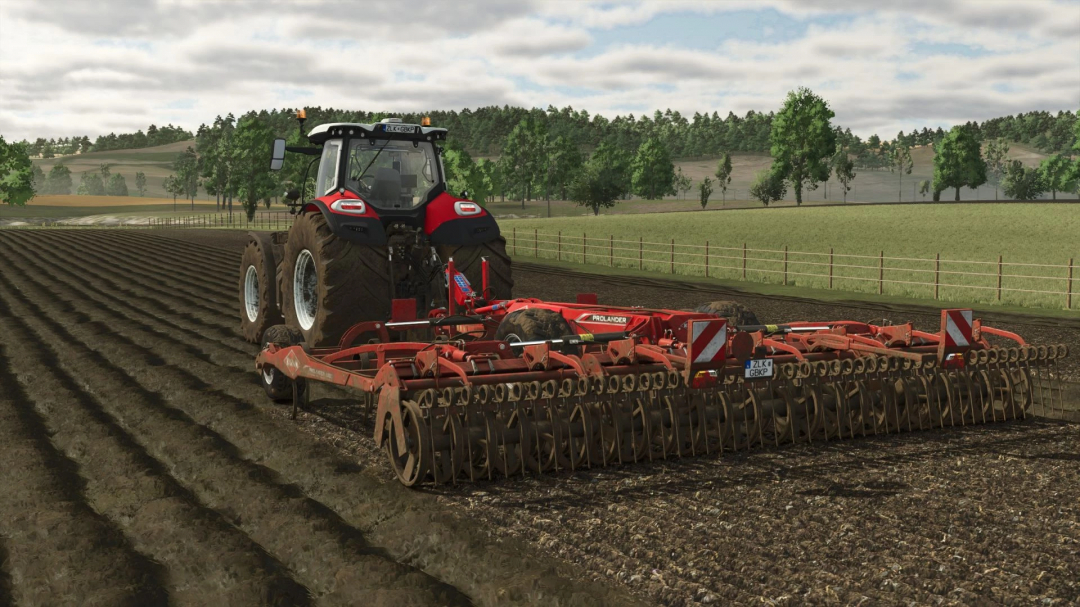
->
[[384, 124, 416, 133], [744, 359, 774, 379]]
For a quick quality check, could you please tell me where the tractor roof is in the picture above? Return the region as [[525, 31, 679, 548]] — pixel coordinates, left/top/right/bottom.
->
[[307, 121, 448, 145]]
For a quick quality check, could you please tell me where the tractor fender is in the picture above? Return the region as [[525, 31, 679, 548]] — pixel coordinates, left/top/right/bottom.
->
[[301, 194, 388, 245], [423, 192, 501, 246]]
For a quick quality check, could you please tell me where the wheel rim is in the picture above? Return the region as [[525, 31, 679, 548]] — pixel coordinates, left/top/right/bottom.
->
[[262, 366, 276, 385], [244, 265, 260, 322], [294, 249, 317, 331]]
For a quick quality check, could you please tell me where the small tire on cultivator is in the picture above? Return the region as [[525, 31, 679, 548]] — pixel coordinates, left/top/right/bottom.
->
[[373, 345, 1065, 485]]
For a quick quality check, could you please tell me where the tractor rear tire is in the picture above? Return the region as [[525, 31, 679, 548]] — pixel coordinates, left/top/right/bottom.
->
[[437, 236, 514, 301], [282, 212, 391, 346], [495, 308, 573, 347], [260, 325, 306, 402], [695, 300, 759, 328], [239, 238, 283, 343]]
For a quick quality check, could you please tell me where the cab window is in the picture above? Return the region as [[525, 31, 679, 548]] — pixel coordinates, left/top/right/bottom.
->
[[316, 140, 341, 195]]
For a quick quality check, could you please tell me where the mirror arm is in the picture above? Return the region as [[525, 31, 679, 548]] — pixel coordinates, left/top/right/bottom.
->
[[286, 146, 320, 156]]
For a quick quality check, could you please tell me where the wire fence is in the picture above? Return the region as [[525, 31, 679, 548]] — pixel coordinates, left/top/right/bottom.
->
[[0, 212, 296, 232], [3, 217, 1075, 310], [508, 228, 1078, 311]]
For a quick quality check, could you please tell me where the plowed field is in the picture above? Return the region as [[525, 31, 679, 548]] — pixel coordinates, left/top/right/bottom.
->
[[0, 229, 1077, 607]]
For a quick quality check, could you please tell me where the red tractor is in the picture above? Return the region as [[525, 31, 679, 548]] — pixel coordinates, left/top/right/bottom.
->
[[239, 114, 513, 351]]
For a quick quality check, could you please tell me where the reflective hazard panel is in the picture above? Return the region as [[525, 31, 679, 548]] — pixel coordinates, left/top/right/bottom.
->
[[938, 308, 974, 359], [688, 318, 727, 366]]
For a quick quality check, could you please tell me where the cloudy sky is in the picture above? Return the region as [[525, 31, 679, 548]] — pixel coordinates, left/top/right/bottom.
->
[[1, 0, 1077, 142]]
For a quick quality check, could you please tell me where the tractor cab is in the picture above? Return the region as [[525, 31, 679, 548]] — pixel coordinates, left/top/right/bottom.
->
[[307, 118, 448, 211], [271, 114, 498, 247]]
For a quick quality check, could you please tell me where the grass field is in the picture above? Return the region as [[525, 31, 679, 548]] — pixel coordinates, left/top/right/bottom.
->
[[501, 203, 1080, 310]]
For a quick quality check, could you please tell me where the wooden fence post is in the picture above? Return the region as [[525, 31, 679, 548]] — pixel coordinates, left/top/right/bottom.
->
[[742, 243, 747, 279], [534, 228, 538, 258], [1068, 258, 1074, 310], [934, 253, 940, 300], [783, 245, 788, 285], [829, 247, 834, 289], [705, 240, 709, 278], [997, 254, 1003, 301], [512, 227, 516, 254], [583, 233, 587, 264], [558, 231, 561, 261], [878, 251, 884, 295], [639, 236, 643, 270], [609, 234, 613, 267], [670, 239, 675, 274]]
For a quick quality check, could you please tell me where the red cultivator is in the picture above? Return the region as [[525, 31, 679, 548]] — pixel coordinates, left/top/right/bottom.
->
[[257, 263, 1069, 486]]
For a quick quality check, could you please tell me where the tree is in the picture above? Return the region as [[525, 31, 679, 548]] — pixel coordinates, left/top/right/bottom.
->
[[630, 137, 676, 200], [768, 87, 837, 205], [698, 176, 713, 209], [135, 171, 147, 196], [748, 168, 787, 206], [919, 180, 930, 200], [105, 173, 129, 196], [77, 172, 106, 196], [983, 137, 1010, 200], [501, 117, 546, 206], [674, 166, 693, 200], [31, 164, 45, 193], [163, 175, 185, 208], [544, 135, 582, 201], [714, 153, 732, 204], [932, 125, 987, 201], [230, 112, 277, 220], [1001, 160, 1045, 201], [889, 144, 913, 201], [0, 136, 36, 207], [1037, 154, 1077, 200], [174, 146, 199, 208], [590, 142, 632, 199], [568, 152, 623, 215], [833, 155, 855, 202], [44, 164, 73, 195]]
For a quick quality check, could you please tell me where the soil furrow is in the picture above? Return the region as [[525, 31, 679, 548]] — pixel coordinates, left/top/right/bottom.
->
[[0, 264, 471, 606], [0, 231, 640, 606], [19, 231, 237, 315], [6, 233, 252, 360], [0, 343, 170, 607], [114, 230, 242, 267], [0, 541, 10, 607], [60, 231, 239, 294], [0, 303, 313, 606]]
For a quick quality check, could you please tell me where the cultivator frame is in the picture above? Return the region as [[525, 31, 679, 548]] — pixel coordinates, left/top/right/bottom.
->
[[256, 264, 1069, 486]]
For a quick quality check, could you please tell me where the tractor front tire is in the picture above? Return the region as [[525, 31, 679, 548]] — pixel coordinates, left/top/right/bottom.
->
[[239, 237, 283, 343], [437, 236, 514, 301], [282, 212, 391, 346], [260, 325, 306, 402], [695, 300, 759, 328]]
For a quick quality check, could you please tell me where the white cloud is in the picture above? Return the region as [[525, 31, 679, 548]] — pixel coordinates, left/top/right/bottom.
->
[[0, 0, 1076, 142]]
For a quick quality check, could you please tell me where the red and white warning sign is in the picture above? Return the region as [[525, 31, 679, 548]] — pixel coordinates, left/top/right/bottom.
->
[[689, 318, 728, 365], [941, 309, 973, 348]]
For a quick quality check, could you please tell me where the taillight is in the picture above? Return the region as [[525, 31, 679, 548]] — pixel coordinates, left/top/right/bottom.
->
[[330, 199, 367, 214], [454, 201, 481, 216]]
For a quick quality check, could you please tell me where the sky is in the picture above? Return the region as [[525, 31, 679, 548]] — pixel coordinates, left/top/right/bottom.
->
[[1, 0, 1078, 143]]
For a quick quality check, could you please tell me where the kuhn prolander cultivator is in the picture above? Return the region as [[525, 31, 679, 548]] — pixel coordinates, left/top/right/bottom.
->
[[256, 261, 1069, 487]]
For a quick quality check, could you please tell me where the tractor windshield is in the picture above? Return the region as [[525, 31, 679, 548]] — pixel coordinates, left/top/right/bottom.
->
[[345, 138, 440, 209]]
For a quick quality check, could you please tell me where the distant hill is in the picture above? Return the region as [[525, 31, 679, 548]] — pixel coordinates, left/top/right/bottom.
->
[[33, 140, 195, 199]]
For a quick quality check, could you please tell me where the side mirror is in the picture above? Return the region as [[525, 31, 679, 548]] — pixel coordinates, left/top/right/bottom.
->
[[270, 138, 286, 171], [284, 189, 300, 202], [460, 189, 470, 199]]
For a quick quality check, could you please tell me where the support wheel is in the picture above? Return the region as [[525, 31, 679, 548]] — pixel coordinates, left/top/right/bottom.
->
[[260, 325, 306, 402], [695, 300, 759, 328], [387, 401, 431, 487]]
